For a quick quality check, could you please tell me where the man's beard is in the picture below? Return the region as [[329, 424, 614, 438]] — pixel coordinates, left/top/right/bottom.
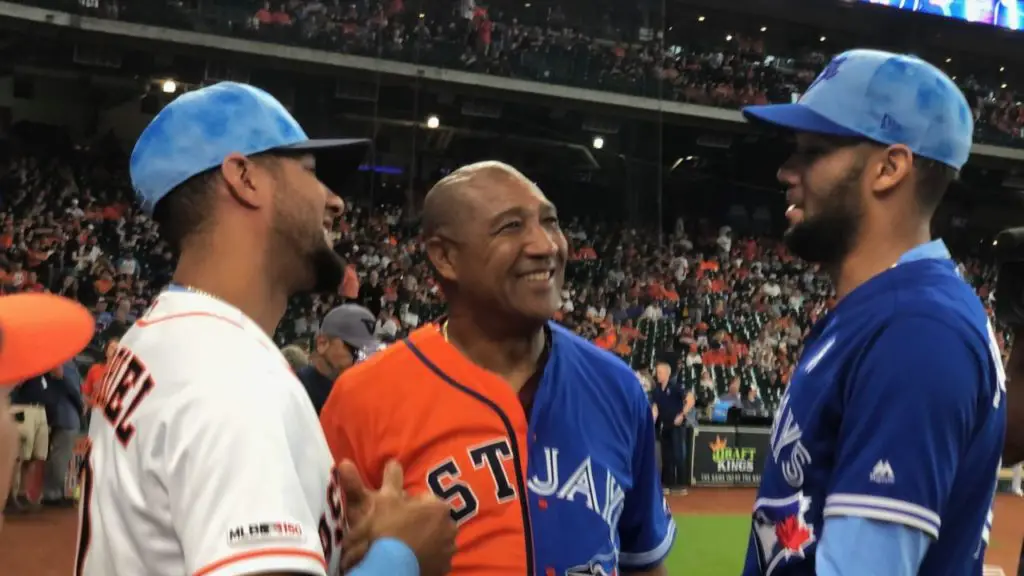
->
[[783, 166, 863, 268], [272, 201, 345, 295]]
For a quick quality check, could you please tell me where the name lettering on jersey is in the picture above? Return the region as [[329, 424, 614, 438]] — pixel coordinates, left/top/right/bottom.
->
[[317, 465, 345, 564], [227, 521, 304, 547], [527, 447, 627, 534], [426, 437, 516, 525], [769, 393, 812, 489], [94, 346, 157, 448]]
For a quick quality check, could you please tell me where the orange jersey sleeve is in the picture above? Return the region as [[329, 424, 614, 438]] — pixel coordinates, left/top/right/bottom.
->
[[320, 325, 534, 576]]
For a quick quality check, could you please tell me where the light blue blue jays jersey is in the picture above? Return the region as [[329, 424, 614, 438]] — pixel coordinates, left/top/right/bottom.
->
[[743, 248, 1007, 575], [529, 323, 677, 574]]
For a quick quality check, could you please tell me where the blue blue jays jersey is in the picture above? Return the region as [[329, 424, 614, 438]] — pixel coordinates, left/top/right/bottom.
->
[[743, 255, 1007, 575], [529, 323, 677, 575]]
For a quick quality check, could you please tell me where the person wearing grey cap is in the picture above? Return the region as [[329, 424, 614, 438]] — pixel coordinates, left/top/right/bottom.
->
[[740, 50, 1005, 576], [78, 81, 455, 576], [297, 304, 382, 414]]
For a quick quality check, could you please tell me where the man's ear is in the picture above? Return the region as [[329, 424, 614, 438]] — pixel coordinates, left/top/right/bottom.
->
[[425, 236, 457, 284], [314, 334, 329, 355], [219, 153, 268, 211], [870, 144, 913, 197]]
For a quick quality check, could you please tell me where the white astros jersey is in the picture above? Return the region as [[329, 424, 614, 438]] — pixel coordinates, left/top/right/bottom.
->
[[76, 290, 343, 576]]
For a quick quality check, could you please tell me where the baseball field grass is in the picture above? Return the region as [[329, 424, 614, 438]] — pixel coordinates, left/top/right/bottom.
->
[[666, 513, 1013, 576], [666, 515, 749, 575]]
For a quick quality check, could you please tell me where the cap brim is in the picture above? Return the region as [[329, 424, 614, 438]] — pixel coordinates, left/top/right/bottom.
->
[[280, 138, 371, 194], [742, 104, 863, 138], [0, 294, 95, 385]]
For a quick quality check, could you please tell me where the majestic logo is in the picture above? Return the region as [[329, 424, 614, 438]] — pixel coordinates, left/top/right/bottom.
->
[[710, 436, 756, 474], [869, 460, 895, 485], [752, 492, 817, 576]]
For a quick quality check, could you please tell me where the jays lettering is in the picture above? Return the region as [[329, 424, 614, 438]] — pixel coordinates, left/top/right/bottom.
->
[[93, 346, 156, 448], [769, 392, 813, 489], [528, 447, 627, 539]]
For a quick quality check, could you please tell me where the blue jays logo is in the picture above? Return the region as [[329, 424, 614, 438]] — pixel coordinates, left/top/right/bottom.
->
[[805, 56, 847, 96], [752, 492, 816, 576]]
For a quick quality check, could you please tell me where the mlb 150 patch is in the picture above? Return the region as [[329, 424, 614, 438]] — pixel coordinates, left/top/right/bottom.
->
[[227, 521, 305, 547]]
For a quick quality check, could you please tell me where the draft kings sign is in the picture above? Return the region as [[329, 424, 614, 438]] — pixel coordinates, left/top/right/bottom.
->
[[690, 428, 770, 487]]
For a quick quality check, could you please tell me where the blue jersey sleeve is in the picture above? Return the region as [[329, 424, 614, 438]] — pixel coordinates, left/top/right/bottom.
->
[[817, 516, 929, 576], [617, 382, 677, 570], [824, 316, 980, 539], [348, 538, 419, 576]]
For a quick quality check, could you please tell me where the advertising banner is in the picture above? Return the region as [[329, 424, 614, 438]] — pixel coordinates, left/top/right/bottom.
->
[[690, 426, 771, 487], [857, 0, 1022, 32]]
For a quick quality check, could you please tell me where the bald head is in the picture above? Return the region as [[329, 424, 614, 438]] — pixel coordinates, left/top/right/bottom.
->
[[421, 161, 534, 239]]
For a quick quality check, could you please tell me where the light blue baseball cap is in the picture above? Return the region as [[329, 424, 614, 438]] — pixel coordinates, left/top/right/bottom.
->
[[130, 81, 370, 215], [743, 49, 974, 170]]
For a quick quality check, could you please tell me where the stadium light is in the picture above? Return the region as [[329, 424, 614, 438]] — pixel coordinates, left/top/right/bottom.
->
[[697, 15, 705, 22], [760, 26, 767, 32], [592, 136, 604, 150], [819, 36, 826, 42], [161, 80, 177, 94], [426, 115, 440, 129], [725, 35, 733, 41]]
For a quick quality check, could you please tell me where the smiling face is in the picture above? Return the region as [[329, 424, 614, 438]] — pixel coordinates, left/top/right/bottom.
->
[[267, 153, 346, 294], [777, 133, 869, 267], [427, 171, 568, 324]]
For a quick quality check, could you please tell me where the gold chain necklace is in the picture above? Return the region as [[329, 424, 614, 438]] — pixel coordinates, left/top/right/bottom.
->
[[172, 283, 227, 306], [441, 320, 450, 342]]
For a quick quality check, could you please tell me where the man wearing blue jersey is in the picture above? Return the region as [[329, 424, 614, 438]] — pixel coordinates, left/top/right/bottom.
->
[[740, 49, 1007, 575], [328, 161, 676, 575]]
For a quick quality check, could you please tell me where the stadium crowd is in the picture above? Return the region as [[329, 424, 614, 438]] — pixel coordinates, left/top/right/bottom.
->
[[0, 128, 1009, 411], [1, 127, 1015, 506], [2, 0, 1021, 516], [30, 0, 1024, 148]]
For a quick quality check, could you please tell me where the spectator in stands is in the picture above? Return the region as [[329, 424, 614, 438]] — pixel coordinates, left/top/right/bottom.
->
[[650, 361, 687, 495], [296, 304, 381, 414], [42, 360, 84, 507], [82, 329, 125, 411], [281, 344, 310, 373], [7, 374, 51, 512], [742, 384, 765, 413], [719, 376, 742, 405]]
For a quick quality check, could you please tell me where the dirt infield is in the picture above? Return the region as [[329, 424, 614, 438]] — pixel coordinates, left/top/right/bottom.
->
[[0, 489, 1020, 575]]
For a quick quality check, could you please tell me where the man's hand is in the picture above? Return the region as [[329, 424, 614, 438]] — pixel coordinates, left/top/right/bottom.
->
[[338, 459, 457, 576], [673, 413, 684, 426]]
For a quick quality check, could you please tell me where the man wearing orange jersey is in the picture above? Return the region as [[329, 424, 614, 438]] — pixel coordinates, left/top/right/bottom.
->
[[322, 161, 675, 576]]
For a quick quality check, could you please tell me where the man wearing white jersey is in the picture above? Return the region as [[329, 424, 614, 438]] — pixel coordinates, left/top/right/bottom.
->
[[77, 82, 456, 576]]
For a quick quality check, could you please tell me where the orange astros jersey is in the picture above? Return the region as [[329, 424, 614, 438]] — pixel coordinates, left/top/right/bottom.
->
[[320, 324, 532, 576]]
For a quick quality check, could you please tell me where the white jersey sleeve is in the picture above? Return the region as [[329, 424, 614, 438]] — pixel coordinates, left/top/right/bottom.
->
[[78, 291, 343, 576], [166, 360, 330, 576]]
